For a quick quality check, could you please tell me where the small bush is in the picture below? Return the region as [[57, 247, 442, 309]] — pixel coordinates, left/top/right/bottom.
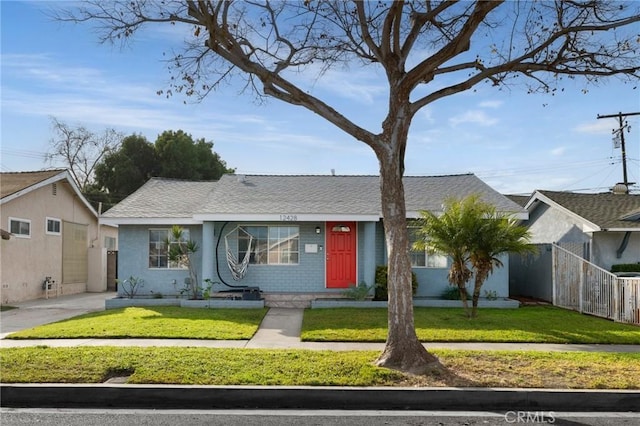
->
[[441, 286, 471, 300], [611, 264, 640, 273], [342, 282, 375, 300], [374, 265, 418, 301], [118, 276, 145, 299]]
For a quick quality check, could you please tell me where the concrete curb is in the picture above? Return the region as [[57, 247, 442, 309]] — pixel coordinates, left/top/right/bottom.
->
[[1, 384, 638, 411]]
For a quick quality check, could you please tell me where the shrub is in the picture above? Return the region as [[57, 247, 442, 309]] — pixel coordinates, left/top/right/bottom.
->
[[374, 265, 418, 301], [611, 264, 640, 273], [118, 276, 145, 299], [441, 286, 471, 300], [342, 281, 375, 300]]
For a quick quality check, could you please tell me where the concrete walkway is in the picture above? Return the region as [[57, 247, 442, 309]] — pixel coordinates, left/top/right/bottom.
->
[[1, 293, 639, 353], [0, 292, 115, 339]]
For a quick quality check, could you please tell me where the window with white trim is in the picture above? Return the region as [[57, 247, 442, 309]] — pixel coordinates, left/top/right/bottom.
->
[[9, 217, 30, 238], [148, 228, 190, 269], [46, 217, 61, 235], [104, 236, 116, 250], [408, 227, 448, 268], [239, 225, 299, 265]]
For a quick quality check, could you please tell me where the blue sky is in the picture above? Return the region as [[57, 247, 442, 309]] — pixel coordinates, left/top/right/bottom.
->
[[1, 1, 639, 195]]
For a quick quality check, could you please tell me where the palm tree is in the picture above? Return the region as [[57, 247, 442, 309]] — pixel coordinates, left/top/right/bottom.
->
[[414, 196, 483, 314], [416, 195, 534, 318], [468, 209, 535, 318]]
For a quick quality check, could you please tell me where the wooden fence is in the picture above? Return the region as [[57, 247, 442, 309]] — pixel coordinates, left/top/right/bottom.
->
[[552, 244, 640, 325]]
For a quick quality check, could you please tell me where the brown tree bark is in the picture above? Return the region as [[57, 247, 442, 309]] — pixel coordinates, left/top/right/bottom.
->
[[373, 104, 440, 374]]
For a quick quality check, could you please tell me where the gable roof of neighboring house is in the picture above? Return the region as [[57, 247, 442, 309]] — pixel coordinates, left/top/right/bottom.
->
[[102, 173, 527, 224], [0, 169, 97, 217], [101, 178, 217, 225], [525, 190, 640, 231], [505, 194, 531, 207]]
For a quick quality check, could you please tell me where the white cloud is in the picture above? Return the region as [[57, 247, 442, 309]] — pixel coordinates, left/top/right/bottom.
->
[[550, 147, 566, 156], [449, 110, 499, 127], [574, 120, 615, 135], [478, 100, 503, 108]]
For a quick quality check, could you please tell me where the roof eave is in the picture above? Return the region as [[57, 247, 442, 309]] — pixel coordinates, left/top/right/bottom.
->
[[100, 217, 203, 226]]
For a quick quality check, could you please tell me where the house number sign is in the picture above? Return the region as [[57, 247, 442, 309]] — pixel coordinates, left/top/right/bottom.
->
[[280, 214, 298, 221]]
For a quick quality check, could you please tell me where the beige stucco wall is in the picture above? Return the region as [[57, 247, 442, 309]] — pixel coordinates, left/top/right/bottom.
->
[[0, 180, 113, 304]]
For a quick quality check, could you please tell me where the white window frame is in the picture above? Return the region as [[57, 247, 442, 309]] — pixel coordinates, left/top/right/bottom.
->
[[148, 228, 190, 270], [46, 217, 62, 236], [238, 225, 300, 266], [408, 226, 448, 269], [104, 236, 117, 250], [9, 217, 31, 238]]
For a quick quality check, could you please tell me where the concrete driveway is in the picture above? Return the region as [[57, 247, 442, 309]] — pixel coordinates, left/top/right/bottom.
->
[[0, 292, 114, 338]]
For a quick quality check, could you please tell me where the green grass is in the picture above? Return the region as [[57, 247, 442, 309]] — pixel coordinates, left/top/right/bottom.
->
[[0, 305, 17, 312], [6, 307, 268, 340], [1, 347, 638, 389], [7, 305, 639, 344], [301, 305, 640, 344]]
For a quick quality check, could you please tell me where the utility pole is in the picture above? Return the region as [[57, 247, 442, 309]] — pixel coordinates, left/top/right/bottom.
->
[[597, 111, 640, 194]]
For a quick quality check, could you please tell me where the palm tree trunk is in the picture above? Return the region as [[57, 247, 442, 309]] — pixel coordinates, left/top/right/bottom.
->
[[458, 283, 471, 318], [471, 269, 489, 318]]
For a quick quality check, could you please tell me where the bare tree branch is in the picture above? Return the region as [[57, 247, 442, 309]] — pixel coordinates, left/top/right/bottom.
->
[[46, 117, 123, 191]]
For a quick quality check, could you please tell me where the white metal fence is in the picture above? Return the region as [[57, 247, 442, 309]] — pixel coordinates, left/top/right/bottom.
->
[[552, 243, 640, 325]]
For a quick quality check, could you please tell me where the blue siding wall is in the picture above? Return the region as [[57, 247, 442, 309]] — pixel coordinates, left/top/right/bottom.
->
[[117, 225, 203, 297], [211, 222, 327, 293], [117, 220, 511, 298], [412, 253, 510, 298]]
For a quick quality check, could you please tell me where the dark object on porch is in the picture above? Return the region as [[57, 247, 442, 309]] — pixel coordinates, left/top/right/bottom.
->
[[242, 287, 261, 300]]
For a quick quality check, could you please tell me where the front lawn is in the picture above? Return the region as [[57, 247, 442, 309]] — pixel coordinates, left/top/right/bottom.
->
[[301, 305, 640, 344], [6, 307, 268, 340], [1, 347, 638, 389]]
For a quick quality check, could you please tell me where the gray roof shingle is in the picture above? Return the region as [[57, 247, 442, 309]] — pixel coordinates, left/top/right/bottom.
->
[[104, 173, 525, 222], [537, 190, 640, 230], [102, 178, 216, 219]]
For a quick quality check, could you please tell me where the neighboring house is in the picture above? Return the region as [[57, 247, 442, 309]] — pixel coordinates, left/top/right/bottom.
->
[[101, 173, 526, 304], [509, 190, 640, 301], [0, 169, 118, 304]]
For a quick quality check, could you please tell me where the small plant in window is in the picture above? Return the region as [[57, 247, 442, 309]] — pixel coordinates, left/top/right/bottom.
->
[[119, 276, 145, 299]]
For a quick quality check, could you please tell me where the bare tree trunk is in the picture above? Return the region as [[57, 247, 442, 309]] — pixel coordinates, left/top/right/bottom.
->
[[374, 122, 440, 374]]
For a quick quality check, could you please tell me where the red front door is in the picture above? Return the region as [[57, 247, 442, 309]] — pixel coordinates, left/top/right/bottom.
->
[[326, 222, 357, 288]]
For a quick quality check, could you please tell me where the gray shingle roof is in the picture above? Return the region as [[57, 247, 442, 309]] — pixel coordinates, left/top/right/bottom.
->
[[195, 174, 524, 217], [102, 178, 216, 219], [505, 194, 531, 207], [103, 173, 525, 222], [537, 190, 640, 230]]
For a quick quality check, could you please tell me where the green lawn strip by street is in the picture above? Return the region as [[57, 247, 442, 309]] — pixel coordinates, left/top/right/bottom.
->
[[301, 306, 640, 344], [6, 307, 268, 340], [1, 347, 638, 389]]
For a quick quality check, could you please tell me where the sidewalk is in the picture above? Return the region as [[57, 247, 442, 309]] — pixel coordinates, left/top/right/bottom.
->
[[2, 304, 638, 353]]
